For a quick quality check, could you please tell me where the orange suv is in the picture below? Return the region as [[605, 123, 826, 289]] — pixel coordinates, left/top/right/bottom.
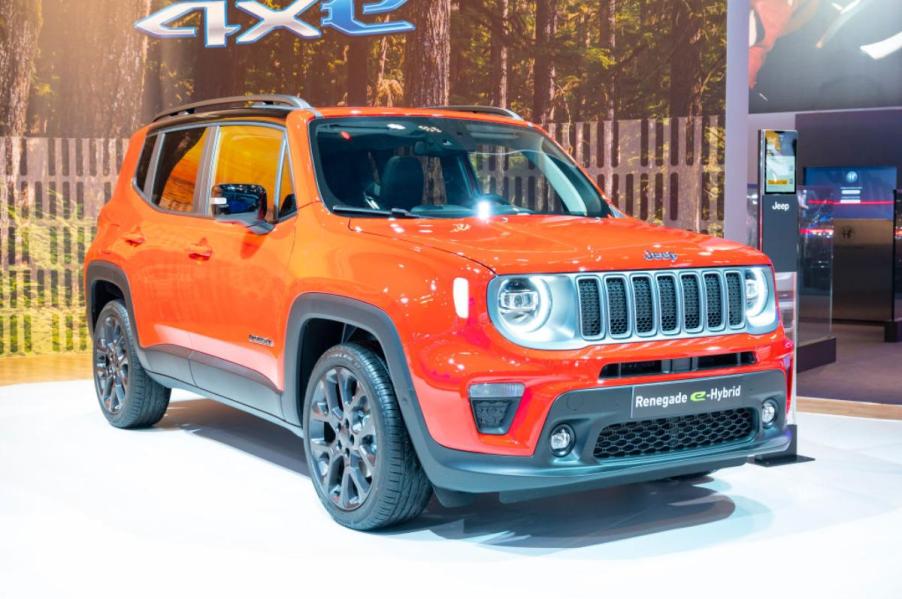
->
[[86, 96, 794, 530]]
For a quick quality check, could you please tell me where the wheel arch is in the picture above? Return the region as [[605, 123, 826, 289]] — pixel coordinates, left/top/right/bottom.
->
[[282, 294, 419, 429], [84, 261, 151, 370]]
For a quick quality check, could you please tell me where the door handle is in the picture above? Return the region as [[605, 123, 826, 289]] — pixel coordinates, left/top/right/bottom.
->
[[187, 242, 213, 260], [122, 231, 145, 246]]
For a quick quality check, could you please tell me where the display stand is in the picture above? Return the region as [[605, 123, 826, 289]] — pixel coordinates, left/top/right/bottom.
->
[[887, 189, 902, 342], [751, 130, 814, 467]]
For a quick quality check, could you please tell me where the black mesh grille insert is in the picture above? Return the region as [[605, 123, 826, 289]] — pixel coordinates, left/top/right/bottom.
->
[[578, 278, 602, 337], [593, 408, 756, 460], [704, 273, 724, 328], [725, 272, 743, 326], [633, 276, 654, 334], [681, 275, 701, 330], [658, 275, 678, 332], [606, 278, 629, 335]]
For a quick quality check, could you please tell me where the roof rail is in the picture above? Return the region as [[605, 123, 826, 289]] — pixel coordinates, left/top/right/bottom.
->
[[432, 105, 524, 120], [152, 95, 317, 123]]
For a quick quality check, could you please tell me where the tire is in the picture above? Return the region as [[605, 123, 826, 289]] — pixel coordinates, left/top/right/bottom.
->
[[93, 300, 170, 429], [302, 343, 432, 530]]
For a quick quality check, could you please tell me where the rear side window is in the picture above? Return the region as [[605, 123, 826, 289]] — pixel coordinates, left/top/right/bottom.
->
[[134, 135, 156, 194], [151, 128, 211, 213]]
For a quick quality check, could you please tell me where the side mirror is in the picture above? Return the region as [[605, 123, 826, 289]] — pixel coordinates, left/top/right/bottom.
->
[[211, 184, 273, 234]]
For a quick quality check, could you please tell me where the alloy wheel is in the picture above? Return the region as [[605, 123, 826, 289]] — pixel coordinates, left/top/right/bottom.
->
[[94, 315, 129, 415], [307, 367, 378, 511]]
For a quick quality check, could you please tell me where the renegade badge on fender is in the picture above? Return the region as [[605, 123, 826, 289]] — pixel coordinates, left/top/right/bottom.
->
[[85, 96, 794, 530]]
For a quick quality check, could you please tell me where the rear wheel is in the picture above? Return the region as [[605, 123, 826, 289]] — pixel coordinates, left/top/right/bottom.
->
[[93, 300, 170, 429], [303, 343, 432, 530]]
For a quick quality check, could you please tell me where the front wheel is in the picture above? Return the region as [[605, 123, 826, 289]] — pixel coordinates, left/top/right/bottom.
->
[[302, 343, 432, 530]]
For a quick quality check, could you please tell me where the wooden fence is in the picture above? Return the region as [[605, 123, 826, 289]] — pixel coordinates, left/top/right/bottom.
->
[[0, 115, 724, 356]]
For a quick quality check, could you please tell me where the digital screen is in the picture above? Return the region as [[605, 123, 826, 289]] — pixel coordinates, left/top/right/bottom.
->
[[804, 166, 897, 220], [761, 130, 798, 194], [749, 0, 902, 113]]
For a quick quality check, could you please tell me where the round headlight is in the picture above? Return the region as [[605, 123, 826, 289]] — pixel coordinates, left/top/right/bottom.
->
[[497, 277, 551, 333], [744, 267, 778, 330], [745, 268, 768, 317]]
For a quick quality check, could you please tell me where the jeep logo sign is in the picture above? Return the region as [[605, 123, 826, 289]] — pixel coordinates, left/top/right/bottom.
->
[[135, 0, 414, 48], [771, 201, 791, 212], [644, 250, 679, 262]]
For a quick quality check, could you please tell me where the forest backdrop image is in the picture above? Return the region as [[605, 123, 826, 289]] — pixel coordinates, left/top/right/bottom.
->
[[0, 0, 728, 356], [3, 0, 727, 135]]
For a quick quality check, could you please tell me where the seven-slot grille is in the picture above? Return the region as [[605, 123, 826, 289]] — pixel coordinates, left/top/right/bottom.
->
[[577, 269, 747, 342]]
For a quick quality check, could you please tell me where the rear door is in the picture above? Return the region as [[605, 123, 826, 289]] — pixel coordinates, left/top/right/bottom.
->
[[127, 126, 214, 379], [185, 124, 297, 415]]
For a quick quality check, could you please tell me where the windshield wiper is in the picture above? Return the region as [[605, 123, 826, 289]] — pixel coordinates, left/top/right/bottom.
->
[[331, 205, 421, 219]]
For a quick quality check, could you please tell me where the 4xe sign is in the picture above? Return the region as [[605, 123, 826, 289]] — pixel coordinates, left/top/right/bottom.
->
[[135, 0, 414, 48]]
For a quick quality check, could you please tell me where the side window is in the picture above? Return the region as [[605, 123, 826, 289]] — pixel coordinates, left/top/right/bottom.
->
[[210, 125, 284, 222], [278, 145, 297, 219], [151, 128, 210, 213], [134, 134, 156, 195]]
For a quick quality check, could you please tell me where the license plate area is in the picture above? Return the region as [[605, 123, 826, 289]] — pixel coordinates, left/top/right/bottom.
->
[[631, 376, 746, 420]]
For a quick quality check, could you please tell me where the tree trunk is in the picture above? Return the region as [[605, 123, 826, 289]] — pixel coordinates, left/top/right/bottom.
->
[[533, 0, 558, 124], [490, 0, 510, 108], [347, 38, 370, 106], [194, 42, 241, 101], [142, 39, 164, 124], [599, 0, 616, 121], [404, 0, 451, 106], [34, 0, 152, 137], [669, 0, 704, 117], [0, 0, 42, 136]]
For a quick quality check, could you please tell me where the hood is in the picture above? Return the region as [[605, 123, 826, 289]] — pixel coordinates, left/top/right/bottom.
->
[[350, 215, 768, 274]]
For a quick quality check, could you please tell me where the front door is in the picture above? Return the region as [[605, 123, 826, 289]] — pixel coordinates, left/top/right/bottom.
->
[[186, 124, 297, 416]]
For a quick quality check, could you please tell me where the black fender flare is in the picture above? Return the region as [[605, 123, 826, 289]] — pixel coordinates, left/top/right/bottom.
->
[[84, 260, 153, 371], [282, 293, 419, 424], [282, 293, 459, 486]]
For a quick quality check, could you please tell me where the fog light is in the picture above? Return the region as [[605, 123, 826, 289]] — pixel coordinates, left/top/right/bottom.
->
[[469, 382, 524, 435], [549, 424, 575, 457], [761, 399, 779, 427]]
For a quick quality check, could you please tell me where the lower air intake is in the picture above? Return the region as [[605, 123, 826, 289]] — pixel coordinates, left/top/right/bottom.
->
[[593, 408, 756, 460]]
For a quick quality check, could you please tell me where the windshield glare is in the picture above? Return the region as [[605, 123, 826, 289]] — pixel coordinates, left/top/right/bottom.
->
[[311, 117, 613, 219]]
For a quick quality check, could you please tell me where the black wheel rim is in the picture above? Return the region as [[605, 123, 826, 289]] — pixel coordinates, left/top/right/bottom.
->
[[308, 367, 377, 511], [94, 315, 129, 416]]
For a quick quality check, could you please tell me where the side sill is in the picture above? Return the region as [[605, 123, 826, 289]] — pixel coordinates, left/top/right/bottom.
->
[[148, 371, 304, 438]]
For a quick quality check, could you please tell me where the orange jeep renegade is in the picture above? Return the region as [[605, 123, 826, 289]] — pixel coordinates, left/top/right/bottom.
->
[[86, 96, 794, 530]]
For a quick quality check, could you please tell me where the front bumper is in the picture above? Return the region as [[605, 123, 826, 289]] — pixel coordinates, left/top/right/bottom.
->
[[408, 369, 791, 501]]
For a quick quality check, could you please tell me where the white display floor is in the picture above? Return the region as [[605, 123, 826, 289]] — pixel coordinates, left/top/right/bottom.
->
[[2, 380, 902, 598]]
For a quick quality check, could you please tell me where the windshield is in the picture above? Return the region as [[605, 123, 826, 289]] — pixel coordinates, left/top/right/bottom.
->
[[311, 117, 613, 219]]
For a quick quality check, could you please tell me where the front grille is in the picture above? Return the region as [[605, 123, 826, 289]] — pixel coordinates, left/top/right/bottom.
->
[[633, 276, 654, 334], [726, 272, 743, 326], [577, 278, 602, 337], [593, 408, 756, 460], [658, 275, 679, 332], [704, 273, 724, 329], [606, 278, 629, 336], [577, 268, 747, 344], [682, 274, 702, 330]]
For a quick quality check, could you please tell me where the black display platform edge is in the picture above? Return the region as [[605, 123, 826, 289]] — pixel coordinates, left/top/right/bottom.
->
[[884, 319, 902, 343], [797, 336, 837, 372], [751, 425, 815, 467]]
